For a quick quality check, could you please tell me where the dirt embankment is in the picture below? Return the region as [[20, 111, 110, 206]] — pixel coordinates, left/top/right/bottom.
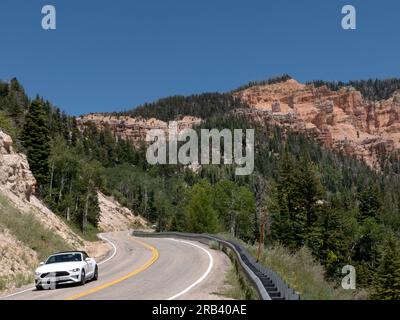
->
[[97, 191, 150, 233]]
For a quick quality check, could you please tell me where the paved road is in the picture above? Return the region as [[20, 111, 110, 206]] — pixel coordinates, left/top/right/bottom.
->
[[0, 231, 217, 300]]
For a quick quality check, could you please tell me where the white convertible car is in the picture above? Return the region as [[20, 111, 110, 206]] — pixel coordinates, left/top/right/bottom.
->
[[34, 251, 98, 290]]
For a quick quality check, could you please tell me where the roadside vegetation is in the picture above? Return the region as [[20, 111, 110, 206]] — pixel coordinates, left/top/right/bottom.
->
[[0, 195, 72, 291], [210, 241, 258, 300], [0, 273, 34, 292], [248, 244, 368, 300], [0, 195, 72, 261], [215, 266, 250, 300]]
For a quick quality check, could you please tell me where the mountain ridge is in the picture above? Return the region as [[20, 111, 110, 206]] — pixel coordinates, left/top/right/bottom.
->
[[76, 78, 400, 169]]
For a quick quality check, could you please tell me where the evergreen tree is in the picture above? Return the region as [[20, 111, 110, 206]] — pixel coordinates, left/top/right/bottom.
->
[[20, 99, 50, 187], [371, 237, 400, 300], [357, 183, 382, 221]]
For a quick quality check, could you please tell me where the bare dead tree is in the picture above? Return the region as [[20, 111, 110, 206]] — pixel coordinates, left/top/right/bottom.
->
[[251, 173, 268, 262]]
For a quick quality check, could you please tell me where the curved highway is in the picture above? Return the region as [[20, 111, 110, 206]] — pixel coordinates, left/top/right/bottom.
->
[[0, 231, 221, 300]]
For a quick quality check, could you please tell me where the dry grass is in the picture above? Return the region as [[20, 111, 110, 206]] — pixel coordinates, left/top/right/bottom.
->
[[0, 195, 72, 262], [0, 194, 75, 290], [215, 266, 246, 299]]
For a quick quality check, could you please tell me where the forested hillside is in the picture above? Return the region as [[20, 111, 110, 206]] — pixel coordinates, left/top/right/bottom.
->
[[311, 78, 400, 101], [1, 77, 400, 299], [113, 93, 249, 122]]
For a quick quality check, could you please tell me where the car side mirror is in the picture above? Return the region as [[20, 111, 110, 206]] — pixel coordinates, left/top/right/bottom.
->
[[39, 262, 45, 266], [85, 258, 91, 262]]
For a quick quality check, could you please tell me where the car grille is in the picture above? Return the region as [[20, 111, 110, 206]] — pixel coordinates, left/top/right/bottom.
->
[[41, 271, 70, 278]]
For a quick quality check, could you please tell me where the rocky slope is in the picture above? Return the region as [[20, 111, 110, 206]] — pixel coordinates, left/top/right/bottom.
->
[[97, 191, 149, 232], [0, 130, 85, 288], [0, 130, 83, 247], [0, 130, 137, 290], [234, 79, 400, 168]]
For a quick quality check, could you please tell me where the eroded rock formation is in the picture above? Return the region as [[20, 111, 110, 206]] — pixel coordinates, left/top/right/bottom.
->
[[234, 79, 400, 168], [76, 115, 202, 146], [0, 130, 36, 201]]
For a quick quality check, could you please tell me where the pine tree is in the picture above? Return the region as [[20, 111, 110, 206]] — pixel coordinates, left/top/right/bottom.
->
[[357, 183, 382, 221], [20, 99, 50, 187], [371, 237, 400, 300], [271, 149, 299, 248], [7, 78, 28, 126]]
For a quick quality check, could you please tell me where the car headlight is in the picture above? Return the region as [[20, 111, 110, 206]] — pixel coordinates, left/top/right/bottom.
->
[[35, 272, 41, 276], [69, 268, 80, 273]]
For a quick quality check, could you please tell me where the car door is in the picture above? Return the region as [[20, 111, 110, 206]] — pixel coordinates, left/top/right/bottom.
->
[[83, 252, 95, 276]]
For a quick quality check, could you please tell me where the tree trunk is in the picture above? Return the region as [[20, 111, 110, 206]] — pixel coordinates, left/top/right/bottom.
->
[[49, 160, 55, 197], [143, 187, 148, 220], [230, 214, 237, 237], [256, 207, 268, 262], [59, 175, 65, 200], [83, 194, 89, 234]]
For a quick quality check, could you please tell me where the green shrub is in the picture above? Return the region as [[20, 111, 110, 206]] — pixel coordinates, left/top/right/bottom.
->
[[209, 241, 220, 250]]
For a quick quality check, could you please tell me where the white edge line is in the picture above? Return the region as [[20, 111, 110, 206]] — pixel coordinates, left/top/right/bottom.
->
[[166, 239, 214, 300], [0, 233, 118, 299], [0, 287, 36, 299], [97, 233, 117, 266]]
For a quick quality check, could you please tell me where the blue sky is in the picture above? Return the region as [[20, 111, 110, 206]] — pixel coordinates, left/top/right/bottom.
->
[[0, 0, 399, 115]]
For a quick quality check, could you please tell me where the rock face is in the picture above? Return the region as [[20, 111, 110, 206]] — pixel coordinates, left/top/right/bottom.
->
[[0, 130, 85, 290], [234, 79, 400, 168], [0, 227, 37, 282], [97, 191, 149, 232], [76, 114, 202, 146], [0, 131, 36, 201], [0, 130, 85, 248]]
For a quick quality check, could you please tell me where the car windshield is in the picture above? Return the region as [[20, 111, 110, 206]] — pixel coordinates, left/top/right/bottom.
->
[[46, 253, 82, 264]]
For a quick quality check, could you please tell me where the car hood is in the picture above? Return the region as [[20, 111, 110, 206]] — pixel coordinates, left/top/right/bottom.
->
[[36, 262, 83, 273]]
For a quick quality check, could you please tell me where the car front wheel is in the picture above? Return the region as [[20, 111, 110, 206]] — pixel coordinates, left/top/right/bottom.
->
[[80, 269, 86, 286]]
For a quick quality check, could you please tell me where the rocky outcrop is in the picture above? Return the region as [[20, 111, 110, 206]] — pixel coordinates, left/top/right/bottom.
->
[[234, 79, 400, 168], [76, 114, 202, 146], [0, 130, 84, 248], [97, 191, 149, 232], [0, 131, 35, 201], [0, 228, 37, 280]]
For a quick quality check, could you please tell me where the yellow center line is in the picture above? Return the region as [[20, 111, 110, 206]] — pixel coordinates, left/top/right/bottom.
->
[[64, 238, 159, 300]]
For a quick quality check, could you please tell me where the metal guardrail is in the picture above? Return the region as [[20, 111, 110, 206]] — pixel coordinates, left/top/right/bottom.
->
[[132, 231, 300, 301]]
